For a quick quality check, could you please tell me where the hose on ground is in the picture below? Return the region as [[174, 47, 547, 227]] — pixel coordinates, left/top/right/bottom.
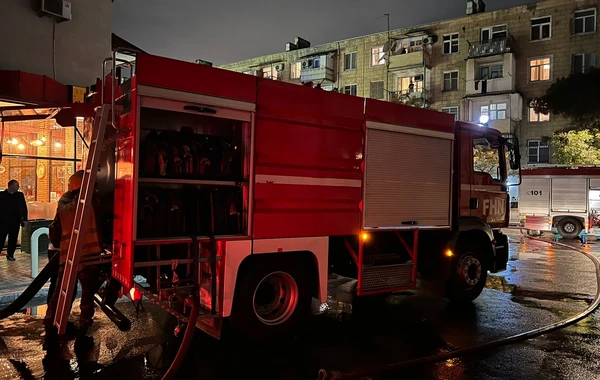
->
[[161, 297, 199, 380], [318, 234, 600, 380], [0, 251, 59, 319]]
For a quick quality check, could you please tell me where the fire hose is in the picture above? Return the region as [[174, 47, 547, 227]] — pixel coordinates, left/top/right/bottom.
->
[[0, 251, 59, 320], [318, 233, 600, 380], [161, 296, 199, 380]]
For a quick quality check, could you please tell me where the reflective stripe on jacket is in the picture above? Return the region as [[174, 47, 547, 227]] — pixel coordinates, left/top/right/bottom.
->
[[49, 190, 102, 264]]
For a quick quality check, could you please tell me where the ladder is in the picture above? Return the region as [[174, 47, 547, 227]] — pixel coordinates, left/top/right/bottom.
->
[[54, 106, 110, 334]]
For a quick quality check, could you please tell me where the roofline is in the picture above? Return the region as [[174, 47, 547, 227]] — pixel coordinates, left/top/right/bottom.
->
[[221, 0, 553, 68]]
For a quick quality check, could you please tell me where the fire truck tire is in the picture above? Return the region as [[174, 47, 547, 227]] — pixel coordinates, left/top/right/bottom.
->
[[230, 257, 312, 340], [446, 243, 489, 303], [557, 217, 582, 239]]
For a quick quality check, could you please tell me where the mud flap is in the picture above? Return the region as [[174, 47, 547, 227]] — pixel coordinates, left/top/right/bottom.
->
[[492, 231, 509, 273]]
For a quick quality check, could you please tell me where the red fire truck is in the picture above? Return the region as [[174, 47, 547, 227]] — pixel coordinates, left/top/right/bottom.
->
[[0, 51, 521, 340]]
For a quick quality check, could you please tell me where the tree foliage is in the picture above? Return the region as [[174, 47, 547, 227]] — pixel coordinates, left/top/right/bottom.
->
[[473, 143, 500, 176], [551, 129, 600, 165], [534, 68, 600, 129]]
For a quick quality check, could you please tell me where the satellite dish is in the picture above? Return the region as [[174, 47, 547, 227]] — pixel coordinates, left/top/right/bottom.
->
[[383, 40, 397, 53]]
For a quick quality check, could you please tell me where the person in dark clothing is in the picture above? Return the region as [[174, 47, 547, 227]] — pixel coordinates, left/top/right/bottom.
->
[[0, 179, 28, 261]]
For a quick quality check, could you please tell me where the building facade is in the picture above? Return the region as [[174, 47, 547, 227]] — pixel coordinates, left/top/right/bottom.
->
[[220, 0, 600, 167]]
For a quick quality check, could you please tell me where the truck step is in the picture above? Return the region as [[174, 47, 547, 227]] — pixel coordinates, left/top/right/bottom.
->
[[361, 263, 414, 292], [363, 253, 409, 266]]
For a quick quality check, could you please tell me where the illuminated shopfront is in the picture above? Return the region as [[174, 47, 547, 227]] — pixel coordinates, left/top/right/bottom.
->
[[1, 113, 86, 220]]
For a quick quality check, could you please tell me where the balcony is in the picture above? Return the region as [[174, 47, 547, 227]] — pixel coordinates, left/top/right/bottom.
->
[[300, 67, 335, 83], [465, 52, 516, 96], [389, 51, 426, 70], [390, 89, 430, 107], [466, 77, 514, 95], [468, 38, 512, 59]]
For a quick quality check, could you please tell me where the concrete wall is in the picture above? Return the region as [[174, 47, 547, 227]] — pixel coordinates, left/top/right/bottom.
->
[[0, 0, 112, 87], [221, 0, 600, 166]]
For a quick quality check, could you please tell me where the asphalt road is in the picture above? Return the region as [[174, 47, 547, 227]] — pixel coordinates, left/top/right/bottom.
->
[[0, 228, 599, 380]]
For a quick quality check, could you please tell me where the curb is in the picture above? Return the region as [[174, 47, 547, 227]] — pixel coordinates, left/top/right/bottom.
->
[[0, 284, 83, 307]]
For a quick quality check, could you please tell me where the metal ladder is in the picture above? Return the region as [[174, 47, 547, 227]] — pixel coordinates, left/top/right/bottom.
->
[[54, 106, 110, 334]]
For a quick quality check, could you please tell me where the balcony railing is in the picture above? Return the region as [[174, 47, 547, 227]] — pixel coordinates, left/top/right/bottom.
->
[[468, 37, 512, 59], [390, 89, 430, 106]]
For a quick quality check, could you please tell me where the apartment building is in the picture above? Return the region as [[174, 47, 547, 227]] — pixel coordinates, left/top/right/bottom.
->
[[220, 0, 600, 166]]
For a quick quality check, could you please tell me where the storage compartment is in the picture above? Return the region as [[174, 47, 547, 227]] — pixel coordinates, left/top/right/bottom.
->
[[137, 184, 243, 239], [363, 126, 453, 229], [139, 107, 244, 181]]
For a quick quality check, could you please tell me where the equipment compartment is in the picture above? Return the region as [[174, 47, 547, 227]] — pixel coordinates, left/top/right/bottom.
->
[[136, 184, 243, 239], [139, 107, 244, 181]]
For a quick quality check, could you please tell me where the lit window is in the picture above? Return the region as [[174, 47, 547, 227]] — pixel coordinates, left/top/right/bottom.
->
[[345, 52, 357, 71], [343, 84, 357, 96], [371, 46, 385, 66], [574, 9, 596, 34], [443, 71, 459, 91], [531, 16, 552, 41], [530, 58, 551, 81], [262, 66, 278, 80], [290, 62, 301, 79], [442, 106, 459, 120], [443, 34, 459, 54], [529, 106, 549, 122], [398, 76, 423, 94]]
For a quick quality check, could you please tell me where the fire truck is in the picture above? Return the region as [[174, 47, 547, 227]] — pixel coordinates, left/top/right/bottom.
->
[[519, 166, 600, 238], [0, 51, 520, 341]]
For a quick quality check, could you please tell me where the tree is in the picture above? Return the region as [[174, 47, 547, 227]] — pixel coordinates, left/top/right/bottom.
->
[[551, 129, 600, 165], [534, 67, 600, 129], [533, 68, 600, 164]]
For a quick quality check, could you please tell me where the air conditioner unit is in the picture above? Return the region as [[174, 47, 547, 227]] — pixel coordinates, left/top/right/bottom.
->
[[423, 36, 434, 45], [301, 60, 313, 69], [414, 74, 424, 81], [40, 0, 72, 22], [275, 63, 285, 72]]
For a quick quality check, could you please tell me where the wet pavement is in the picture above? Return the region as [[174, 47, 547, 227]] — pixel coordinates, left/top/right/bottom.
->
[[1, 228, 600, 379]]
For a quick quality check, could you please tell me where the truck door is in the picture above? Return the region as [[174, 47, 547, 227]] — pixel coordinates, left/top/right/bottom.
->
[[469, 130, 508, 228]]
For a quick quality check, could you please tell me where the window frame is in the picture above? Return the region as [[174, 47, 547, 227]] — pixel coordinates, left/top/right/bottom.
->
[[344, 52, 358, 71], [371, 46, 385, 66], [527, 140, 550, 164], [370, 81, 385, 99], [529, 56, 552, 82], [441, 106, 459, 120], [262, 66, 278, 80], [481, 24, 507, 42], [443, 33, 459, 55], [531, 16, 552, 41], [529, 106, 550, 122], [572, 52, 597, 74], [443, 71, 459, 91], [574, 8, 597, 35], [343, 84, 358, 96], [290, 62, 302, 79]]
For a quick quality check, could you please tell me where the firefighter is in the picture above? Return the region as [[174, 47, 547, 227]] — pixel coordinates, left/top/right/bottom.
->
[[44, 170, 104, 338]]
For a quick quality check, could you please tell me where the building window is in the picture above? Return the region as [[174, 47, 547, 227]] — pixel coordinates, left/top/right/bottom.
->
[[443, 71, 459, 91], [262, 66, 278, 80], [481, 103, 507, 120], [343, 84, 358, 96], [530, 57, 551, 81], [371, 46, 385, 66], [531, 16, 552, 41], [527, 140, 550, 164], [574, 9, 596, 34], [481, 25, 507, 42], [242, 70, 254, 75], [529, 106, 550, 122], [397, 37, 423, 54], [443, 34, 459, 54], [572, 52, 597, 74], [442, 106, 459, 120], [290, 62, 301, 79], [370, 81, 385, 99], [480, 64, 503, 80], [398, 77, 423, 94], [345, 52, 357, 71]]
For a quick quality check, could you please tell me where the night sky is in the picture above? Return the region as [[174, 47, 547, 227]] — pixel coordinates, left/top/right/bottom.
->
[[113, 0, 539, 65]]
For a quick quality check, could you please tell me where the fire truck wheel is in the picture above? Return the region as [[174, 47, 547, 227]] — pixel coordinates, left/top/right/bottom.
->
[[557, 217, 582, 239], [446, 245, 488, 303], [230, 258, 312, 340]]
